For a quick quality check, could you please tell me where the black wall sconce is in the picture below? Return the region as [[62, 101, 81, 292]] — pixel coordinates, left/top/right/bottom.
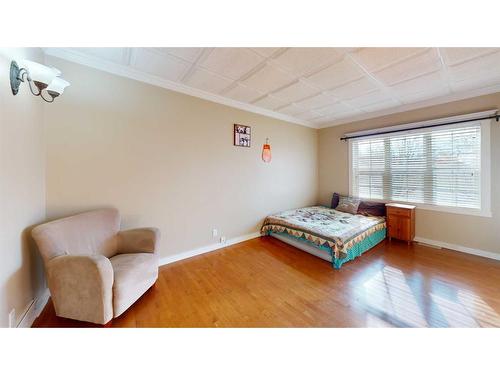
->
[[10, 59, 70, 103]]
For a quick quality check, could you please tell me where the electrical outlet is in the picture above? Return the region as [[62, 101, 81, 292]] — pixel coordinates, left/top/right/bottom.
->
[[8, 309, 16, 328], [220, 236, 226, 244], [212, 229, 218, 238]]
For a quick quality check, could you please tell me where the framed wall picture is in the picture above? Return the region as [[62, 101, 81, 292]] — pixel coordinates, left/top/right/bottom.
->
[[234, 124, 251, 147]]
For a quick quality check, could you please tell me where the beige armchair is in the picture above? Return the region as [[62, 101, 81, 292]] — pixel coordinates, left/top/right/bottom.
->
[[31, 208, 160, 325]]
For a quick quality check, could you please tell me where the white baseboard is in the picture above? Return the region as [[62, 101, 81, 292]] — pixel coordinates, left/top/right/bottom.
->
[[160, 232, 262, 266], [17, 288, 50, 328], [414, 236, 500, 261]]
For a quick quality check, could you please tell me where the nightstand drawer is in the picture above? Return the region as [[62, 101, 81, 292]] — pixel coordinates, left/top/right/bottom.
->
[[387, 207, 411, 217]]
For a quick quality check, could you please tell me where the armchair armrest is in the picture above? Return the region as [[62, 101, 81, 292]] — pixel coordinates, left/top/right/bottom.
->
[[46, 255, 114, 324], [117, 227, 160, 254]]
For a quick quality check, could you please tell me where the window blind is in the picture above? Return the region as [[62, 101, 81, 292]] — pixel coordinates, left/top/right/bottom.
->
[[350, 122, 482, 210]]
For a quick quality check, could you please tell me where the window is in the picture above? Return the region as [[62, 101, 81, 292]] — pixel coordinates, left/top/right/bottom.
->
[[349, 120, 491, 216]]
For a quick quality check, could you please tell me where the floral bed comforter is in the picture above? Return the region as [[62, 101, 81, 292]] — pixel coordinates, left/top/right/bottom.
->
[[261, 206, 386, 259]]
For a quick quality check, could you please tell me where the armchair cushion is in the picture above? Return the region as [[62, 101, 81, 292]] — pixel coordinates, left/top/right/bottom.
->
[[117, 227, 160, 255], [47, 255, 114, 324], [110, 253, 159, 317]]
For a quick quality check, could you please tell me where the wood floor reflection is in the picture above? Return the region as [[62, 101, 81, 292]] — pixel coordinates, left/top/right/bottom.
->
[[33, 237, 500, 327]]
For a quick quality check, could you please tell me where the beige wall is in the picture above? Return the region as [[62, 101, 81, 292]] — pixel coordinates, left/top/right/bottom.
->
[[0, 48, 46, 327], [319, 92, 500, 254], [44, 56, 318, 258]]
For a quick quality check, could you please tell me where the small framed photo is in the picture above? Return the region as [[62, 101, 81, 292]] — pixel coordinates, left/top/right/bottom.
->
[[234, 124, 251, 147]]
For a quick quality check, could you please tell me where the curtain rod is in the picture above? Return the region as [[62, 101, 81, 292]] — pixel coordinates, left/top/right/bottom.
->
[[340, 113, 499, 141]]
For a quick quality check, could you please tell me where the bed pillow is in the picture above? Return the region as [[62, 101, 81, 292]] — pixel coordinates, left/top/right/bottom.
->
[[335, 196, 360, 214], [358, 200, 386, 217]]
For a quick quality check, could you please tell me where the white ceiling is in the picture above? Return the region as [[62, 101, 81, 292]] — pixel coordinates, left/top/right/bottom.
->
[[44, 47, 500, 128]]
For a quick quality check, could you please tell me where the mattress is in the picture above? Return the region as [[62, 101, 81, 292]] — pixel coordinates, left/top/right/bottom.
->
[[261, 206, 386, 268]]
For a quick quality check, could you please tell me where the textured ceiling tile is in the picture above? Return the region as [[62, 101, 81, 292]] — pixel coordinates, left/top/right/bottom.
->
[[272, 48, 343, 76], [441, 48, 499, 66], [314, 108, 362, 124], [450, 76, 500, 93], [278, 104, 307, 116], [399, 87, 450, 103], [312, 115, 335, 125], [272, 80, 320, 103], [346, 90, 392, 108], [325, 77, 378, 100], [131, 48, 191, 81], [295, 110, 323, 121], [448, 51, 500, 83], [390, 71, 449, 99], [184, 68, 233, 94], [295, 93, 337, 110], [351, 48, 427, 72], [243, 63, 296, 93], [224, 83, 264, 103], [312, 115, 332, 125], [199, 48, 264, 80], [72, 48, 128, 64], [372, 49, 442, 85], [306, 58, 364, 90], [251, 95, 287, 110], [316, 102, 354, 116], [156, 48, 204, 63], [335, 109, 362, 119], [360, 98, 400, 112]]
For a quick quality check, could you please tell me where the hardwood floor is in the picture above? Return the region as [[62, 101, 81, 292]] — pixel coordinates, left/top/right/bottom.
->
[[32, 237, 500, 327]]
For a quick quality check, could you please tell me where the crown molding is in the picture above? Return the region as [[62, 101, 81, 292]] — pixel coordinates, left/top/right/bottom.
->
[[317, 83, 500, 129], [42, 48, 317, 129]]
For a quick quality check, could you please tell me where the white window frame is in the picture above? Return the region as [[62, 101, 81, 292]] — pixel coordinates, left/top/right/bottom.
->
[[347, 112, 492, 218]]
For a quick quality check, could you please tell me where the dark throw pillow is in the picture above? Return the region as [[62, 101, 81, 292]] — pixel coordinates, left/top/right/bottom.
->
[[357, 200, 386, 217], [331, 192, 340, 209]]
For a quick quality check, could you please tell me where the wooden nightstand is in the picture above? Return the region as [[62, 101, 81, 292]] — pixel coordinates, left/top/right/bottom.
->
[[385, 203, 416, 244]]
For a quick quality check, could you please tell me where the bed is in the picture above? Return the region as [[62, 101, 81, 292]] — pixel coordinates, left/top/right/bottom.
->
[[261, 205, 386, 269]]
